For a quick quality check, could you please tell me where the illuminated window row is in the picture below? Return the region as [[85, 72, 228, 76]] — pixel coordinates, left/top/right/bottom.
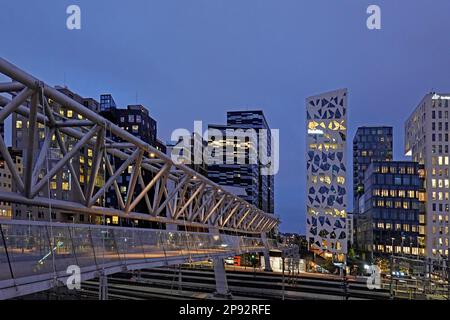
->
[[372, 189, 422, 199], [431, 238, 450, 247], [431, 225, 449, 235], [431, 192, 450, 201], [308, 120, 346, 132], [310, 175, 345, 185], [431, 156, 450, 166], [432, 249, 449, 256], [308, 207, 346, 218], [308, 143, 342, 151], [431, 167, 450, 177], [373, 199, 417, 209], [431, 178, 450, 188], [374, 245, 423, 256], [375, 222, 418, 232]]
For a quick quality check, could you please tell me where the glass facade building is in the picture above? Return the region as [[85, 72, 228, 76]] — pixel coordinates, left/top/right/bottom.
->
[[100, 99, 165, 227], [405, 93, 450, 258], [207, 110, 274, 213], [12, 87, 104, 223], [356, 161, 426, 257], [353, 126, 393, 214]]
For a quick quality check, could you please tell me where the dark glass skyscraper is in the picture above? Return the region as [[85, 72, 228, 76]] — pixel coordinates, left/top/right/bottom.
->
[[353, 126, 393, 213], [356, 161, 426, 258], [208, 110, 274, 213], [100, 97, 165, 227]]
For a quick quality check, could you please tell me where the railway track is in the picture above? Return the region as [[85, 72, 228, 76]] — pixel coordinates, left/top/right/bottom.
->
[[78, 267, 389, 300]]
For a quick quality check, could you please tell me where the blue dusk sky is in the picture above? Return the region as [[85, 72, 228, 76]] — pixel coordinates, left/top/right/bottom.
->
[[1, 0, 450, 233]]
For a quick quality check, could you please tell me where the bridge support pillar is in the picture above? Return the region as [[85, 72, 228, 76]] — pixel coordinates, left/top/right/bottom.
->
[[260, 233, 273, 272], [99, 273, 108, 300], [212, 258, 232, 299], [263, 250, 273, 272]]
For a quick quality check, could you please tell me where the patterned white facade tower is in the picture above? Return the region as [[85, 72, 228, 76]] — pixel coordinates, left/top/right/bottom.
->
[[306, 89, 348, 259]]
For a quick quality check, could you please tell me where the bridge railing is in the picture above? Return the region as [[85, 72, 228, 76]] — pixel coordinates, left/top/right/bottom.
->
[[0, 220, 268, 283]]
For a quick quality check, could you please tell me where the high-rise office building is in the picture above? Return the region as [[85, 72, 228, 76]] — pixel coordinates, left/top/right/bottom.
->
[[306, 89, 348, 259], [356, 161, 426, 258], [100, 97, 164, 226], [100, 93, 117, 111], [207, 110, 274, 213], [167, 132, 208, 177], [405, 93, 450, 258], [0, 148, 22, 220], [353, 126, 393, 213], [12, 86, 104, 223]]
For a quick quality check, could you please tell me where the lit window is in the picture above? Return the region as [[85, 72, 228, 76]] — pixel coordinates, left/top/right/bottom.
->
[[16, 120, 23, 129]]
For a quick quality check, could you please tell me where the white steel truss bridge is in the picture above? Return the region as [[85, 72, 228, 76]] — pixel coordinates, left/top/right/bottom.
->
[[0, 57, 287, 300], [0, 57, 279, 235]]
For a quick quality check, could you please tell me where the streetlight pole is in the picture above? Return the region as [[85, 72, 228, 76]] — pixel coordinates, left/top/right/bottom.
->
[[409, 237, 413, 258], [390, 237, 395, 299], [281, 256, 285, 300], [401, 236, 405, 257]]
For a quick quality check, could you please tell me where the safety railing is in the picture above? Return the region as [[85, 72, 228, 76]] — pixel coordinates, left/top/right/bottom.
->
[[0, 220, 268, 283]]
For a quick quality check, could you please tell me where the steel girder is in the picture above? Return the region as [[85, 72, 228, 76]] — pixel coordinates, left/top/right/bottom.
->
[[0, 57, 279, 234]]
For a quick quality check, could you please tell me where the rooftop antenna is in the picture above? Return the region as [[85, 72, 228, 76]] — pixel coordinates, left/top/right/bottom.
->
[[63, 72, 68, 89]]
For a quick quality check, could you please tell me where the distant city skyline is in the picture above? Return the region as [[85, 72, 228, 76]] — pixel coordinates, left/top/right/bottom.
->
[[1, 0, 450, 233]]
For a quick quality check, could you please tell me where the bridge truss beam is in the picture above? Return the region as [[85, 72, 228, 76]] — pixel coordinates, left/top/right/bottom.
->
[[0, 57, 279, 234]]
